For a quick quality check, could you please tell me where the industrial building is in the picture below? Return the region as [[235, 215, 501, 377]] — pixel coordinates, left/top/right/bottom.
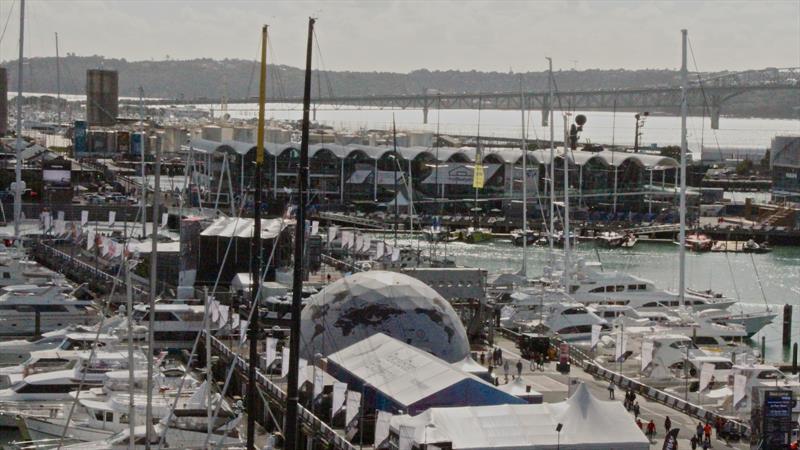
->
[[770, 135, 800, 203]]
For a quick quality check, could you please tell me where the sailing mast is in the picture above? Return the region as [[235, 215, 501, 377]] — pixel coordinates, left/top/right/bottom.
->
[[13, 0, 25, 245], [519, 78, 528, 276], [285, 17, 315, 450], [546, 57, 555, 268], [55, 32, 61, 127], [472, 96, 484, 229], [562, 114, 571, 290], [393, 116, 399, 247], [678, 29, 688, 307], [246, 24, 268, 450], [125, 259, 136, 450]]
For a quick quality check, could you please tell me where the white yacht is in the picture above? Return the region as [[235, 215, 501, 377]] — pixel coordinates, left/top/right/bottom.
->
[[55, 422, 243, 449], [132, 303, 213, 350], [21, 381, 238, 443], [0, 285, 99, 337], [695, 308, 777, 337], [0, 249, 67, 288], [517, 302, 609, 341], [0, 351, 146, 403], [0, 324, 124, 366], [0, 341, 120, 388], [516, 260, 737, 313]]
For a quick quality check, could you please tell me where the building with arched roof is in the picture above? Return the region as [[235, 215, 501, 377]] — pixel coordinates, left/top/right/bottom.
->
[[188, 137, 679, 214]]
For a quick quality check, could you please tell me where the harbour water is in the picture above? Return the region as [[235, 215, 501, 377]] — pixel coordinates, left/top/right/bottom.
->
[[379, 234, 800, 363]]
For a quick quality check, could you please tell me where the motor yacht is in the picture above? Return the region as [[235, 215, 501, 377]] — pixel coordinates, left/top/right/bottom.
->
[[0, 285, 99, 337], [0, 324, 125, 366], [517, 302, 610, 341]]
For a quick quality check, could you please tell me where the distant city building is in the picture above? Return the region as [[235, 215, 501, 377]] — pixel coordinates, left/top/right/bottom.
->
[[701, 145, 767, 166], [770, 135, 800, 202]]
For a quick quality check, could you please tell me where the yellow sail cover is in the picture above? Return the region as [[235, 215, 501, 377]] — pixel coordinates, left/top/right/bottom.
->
[[472, 145, 484, 189]]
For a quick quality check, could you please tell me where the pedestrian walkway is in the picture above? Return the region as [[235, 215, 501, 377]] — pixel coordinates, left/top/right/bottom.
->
[[489, 336, 748, 450]]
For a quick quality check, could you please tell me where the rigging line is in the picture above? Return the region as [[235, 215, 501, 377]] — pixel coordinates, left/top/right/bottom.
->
[[749, 253, 772, 312], [267, 38, 286, 100], [0, 0, 16, 50], [312, 29, 336, 103], [58, 205, 144, 449]]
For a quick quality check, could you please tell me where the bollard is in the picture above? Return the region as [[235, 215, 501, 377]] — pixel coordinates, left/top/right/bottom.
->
[[783, 304, 793, 346], [793, 343, 798, 375], [761, 336, 766, 364]]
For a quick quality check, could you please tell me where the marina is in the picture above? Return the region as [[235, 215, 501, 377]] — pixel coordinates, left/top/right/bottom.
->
[[0, 2, 799, 449]]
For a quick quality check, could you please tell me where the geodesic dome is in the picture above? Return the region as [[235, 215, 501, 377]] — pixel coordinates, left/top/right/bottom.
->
[[300, 270, 470, 363]]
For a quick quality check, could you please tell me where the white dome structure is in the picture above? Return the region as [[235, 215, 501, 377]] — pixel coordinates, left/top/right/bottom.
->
[[300, 271, 470, 363]]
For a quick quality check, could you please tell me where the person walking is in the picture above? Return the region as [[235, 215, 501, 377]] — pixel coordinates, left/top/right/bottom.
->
[[646, 420, 656, 440], [696, 423, 704, 441], [516, 359, 523, 377], [690, 435, 698, 450], [703, 422, 712, 442], [636, 418, 643, 430], [479, 352, 485, 366], [608, 381, 615, 399], [633, 402, 640, 419], [664, 416, 672, 433]]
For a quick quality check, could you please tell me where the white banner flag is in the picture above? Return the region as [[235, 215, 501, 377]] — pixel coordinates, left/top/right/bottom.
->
[[265, 338, 278, 368], [81, 210, 89, 226], [240, 320, 248, 344], [699, 362, 714, 392], [374, 410, 392, 447], [614, 332, 627, 362], [362, 236, 372, 252], [87, 229, 96, 250], [391, 247, 400, 262], [57, 211, 65, 221], [108, 211, 116, 226], [311, 221, 319, 236], [161, 212, 169, 228], [218, 304, 230, 327], [640, 340, 654, 372], [355, 235, 363, 253], [733, 374, 747, 409], [42, 212, 52, 232], [327, 226, 338, 244], [231, 312, 240, 330], [54, 219, 66, 236], [210, 300, 220, 324], [331, 382, 347, 417], [590, 324, 601, 350], [313, 367, 325, 398], [346, 391, 361, 426], [281, 347, 290, 378], [341, 231, 353, 249], [375, 242, 385, 259]]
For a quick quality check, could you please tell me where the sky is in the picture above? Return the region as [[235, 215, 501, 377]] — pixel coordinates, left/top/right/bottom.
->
[[0, 0, 798, 73]]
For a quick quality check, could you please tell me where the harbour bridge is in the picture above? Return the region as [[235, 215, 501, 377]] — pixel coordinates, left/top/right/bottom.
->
[[133, 67, 799, 129]]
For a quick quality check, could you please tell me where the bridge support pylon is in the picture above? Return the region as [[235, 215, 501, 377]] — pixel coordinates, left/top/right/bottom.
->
[[710, 104, 720, 130], [541, 105, 550, 127], [423, 105, 429, 124]]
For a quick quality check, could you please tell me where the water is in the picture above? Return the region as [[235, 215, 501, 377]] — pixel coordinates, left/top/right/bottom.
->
[[380, 233, 800, 363]]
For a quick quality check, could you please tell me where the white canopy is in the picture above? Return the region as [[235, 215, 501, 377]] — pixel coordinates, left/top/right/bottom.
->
[[200, 217, 288, 239], [388, 383, 648, 450]]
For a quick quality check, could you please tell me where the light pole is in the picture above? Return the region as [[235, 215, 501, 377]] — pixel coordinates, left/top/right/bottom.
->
[[556, 423, 563, 450]]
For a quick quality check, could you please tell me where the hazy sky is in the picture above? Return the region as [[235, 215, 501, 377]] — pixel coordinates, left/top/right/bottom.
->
[[0, 0, 798, 73]]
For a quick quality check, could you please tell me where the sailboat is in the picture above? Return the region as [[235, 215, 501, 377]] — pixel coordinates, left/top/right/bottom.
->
[[458, 113, 493, 244]]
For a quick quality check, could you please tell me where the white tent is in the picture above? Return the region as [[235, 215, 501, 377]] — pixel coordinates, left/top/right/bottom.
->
[[495, 377, 544, 404], [388, 382, 648, 450]]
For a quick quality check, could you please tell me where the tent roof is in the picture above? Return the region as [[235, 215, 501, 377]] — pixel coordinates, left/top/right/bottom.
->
[[495, 377, 542, 398], [200, 217, 288, 239], [326, 333, 493, 407], [388, 383, 649, 450]]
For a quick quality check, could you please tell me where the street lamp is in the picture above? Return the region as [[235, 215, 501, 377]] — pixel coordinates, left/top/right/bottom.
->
[[556, 423, 563, 450], [633, 112, 650, 153]]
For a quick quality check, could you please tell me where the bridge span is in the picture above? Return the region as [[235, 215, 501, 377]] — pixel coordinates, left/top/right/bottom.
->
[[128, 67, 799, 129]]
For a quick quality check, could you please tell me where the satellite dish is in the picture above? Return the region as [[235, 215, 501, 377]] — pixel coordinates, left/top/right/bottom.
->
[[575, 115, 587, 126]]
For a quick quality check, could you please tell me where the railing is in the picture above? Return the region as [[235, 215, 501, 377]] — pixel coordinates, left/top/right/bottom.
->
[[315, 212, 383, 229], [206, 332, 358, 450], [497, 327, 750, 435]]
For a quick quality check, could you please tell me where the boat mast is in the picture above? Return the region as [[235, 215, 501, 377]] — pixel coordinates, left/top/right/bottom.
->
[[139, 87, 146, 239], [55, 32, 61, 127], [13, 0, 25, 244], [393, 115, 398, 247], [519, 78, 527, 276], [562, 114, 570, 290], [285, 17, 315, 450], [144, 92, 162, 449], [679, 29, 688, 307], [246, 24, 268, 450], [546, 57, 555, 267], [125, 259, 136, 450]]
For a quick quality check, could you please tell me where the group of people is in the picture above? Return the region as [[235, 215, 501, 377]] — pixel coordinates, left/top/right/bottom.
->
[[623, 388, 640, 418], [480, 348, 525, 384], [689, 421, 715, 449]]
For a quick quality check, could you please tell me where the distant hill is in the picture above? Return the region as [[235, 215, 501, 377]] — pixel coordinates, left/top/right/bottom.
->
[[1, 55, 797, 118]]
